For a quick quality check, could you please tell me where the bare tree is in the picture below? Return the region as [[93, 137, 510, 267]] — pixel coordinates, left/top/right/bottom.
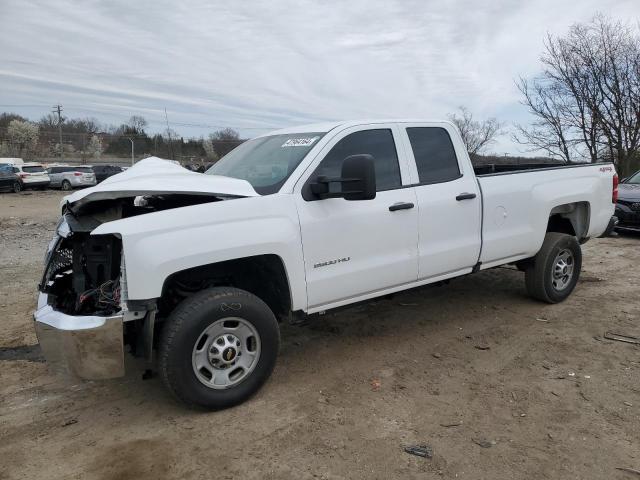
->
[[448, 107, 502, 156], [516, 15, 640, 174], [128, 115, 148, 134], [513, 79, 575, 162], [209, 128, 242, 157], [210, 128, 240, 141]]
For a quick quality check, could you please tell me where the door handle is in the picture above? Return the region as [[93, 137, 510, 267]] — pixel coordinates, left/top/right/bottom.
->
[[456, 192, 477, 201], [389, 202, 415, 212]]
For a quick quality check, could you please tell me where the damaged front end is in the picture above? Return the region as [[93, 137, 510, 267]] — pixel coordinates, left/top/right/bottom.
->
[[34, 214, 128, 379], [34, 197, 222, 380], [33, 157, 259, 381]]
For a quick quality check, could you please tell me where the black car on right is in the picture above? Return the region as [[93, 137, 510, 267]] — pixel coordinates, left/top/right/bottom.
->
[[615, 170, 640, 233], [90, 164, 125, 183]]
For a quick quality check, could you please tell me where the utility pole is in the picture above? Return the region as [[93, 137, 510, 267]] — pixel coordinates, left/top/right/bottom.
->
[[164, 108, 174, 160], [52, 104, 64, 160]]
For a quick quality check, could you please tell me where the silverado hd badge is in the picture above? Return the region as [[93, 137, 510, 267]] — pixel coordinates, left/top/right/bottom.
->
[[313, 257, 351, 268]]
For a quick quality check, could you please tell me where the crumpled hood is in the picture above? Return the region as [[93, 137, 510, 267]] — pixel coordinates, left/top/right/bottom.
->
[[618, 183, 640, 202], [62, 157, 258, 209]]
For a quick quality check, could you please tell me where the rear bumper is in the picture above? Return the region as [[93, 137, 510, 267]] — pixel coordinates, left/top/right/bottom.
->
[[33, 293, 125, 379], [616, 224, 640, 233], [69, 177, 97, 187], [23, 180, 50, 188]]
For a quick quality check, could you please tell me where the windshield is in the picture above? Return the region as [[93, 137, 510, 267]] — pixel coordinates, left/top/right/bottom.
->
[[626, 171, 640, 184], [206, 132, 325, 195]]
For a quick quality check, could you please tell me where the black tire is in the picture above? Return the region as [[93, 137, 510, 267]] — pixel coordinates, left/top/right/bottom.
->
[[159, 287, 280, 409], [61, 180, 72, 191], [525, 232, 582, 303], [12, 181, 22, 193]]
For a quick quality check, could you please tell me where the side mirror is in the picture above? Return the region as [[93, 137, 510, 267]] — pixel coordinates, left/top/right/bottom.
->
[[310, 154, 376, 201]]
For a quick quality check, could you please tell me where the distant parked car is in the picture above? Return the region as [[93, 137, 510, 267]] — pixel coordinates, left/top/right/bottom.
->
[[13, 163, 50, 190], [0, 163, 22, 193], [47, 165, 97, 190], [0, 157, 24, 166], [90, 165, 124, 183], [615, 170, 640, 233]]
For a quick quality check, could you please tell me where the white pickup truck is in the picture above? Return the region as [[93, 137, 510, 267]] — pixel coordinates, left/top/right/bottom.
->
[[34, 120, 617, 409]]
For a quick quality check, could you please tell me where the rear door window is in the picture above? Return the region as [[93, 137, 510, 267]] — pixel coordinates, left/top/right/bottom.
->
[[406, 127, 461, 184]]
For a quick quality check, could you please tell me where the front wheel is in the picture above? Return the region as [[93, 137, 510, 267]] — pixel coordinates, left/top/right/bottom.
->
[[525, 232, 582, 303], [159, 287, 280, 409]]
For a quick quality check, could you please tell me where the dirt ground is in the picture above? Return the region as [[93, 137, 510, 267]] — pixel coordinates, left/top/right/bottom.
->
[[1, 190, 639, 480]]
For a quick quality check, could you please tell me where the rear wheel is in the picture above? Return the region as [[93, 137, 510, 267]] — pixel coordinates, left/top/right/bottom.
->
[[12, 181, 22, 193], [525, 232, 582, 303], [159, 287, 280, 409], [61, 180, 72, 191]]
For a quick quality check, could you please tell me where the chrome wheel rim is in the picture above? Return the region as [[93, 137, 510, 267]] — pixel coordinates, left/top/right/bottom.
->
[[191, 317, 261, 389], [551, 248, 574, 291]]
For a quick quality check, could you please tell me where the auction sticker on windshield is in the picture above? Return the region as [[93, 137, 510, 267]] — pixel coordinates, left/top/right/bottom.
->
[[282, 137, 319, 147]]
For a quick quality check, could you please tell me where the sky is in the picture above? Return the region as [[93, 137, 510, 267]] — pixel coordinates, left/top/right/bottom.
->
[[1, 0, 639, 155]]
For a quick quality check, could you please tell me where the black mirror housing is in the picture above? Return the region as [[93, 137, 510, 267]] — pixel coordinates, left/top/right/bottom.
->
[[309, 154, 376, 201], [341, 154, 376, 200]]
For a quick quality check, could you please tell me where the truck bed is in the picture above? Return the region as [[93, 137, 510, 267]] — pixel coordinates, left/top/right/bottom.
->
[[475, 162, 615, 269], [474, 162, 599, 176]]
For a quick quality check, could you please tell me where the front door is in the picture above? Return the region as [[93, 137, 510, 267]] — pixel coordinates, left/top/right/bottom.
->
[[295, 126, 419, 311]]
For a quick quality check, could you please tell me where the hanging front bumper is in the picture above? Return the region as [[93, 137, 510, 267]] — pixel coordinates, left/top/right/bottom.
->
[[33, 293, 125, 380]]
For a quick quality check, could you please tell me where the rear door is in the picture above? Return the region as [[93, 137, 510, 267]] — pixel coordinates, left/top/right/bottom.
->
[[295, 125, 419, 311], [399, 124, 481, 279]]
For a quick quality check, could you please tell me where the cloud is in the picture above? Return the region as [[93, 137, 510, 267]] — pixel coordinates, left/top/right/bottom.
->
[[0, 0, 639, 154]]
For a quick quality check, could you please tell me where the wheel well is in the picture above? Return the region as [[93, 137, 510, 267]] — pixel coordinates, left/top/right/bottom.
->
[[547, 202, 590, 240], [160, 255, 292, 321]]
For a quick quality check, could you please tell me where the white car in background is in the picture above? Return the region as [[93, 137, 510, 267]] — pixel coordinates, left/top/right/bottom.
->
[[46, 165, 97, 190], [13, 163, 50, 189]]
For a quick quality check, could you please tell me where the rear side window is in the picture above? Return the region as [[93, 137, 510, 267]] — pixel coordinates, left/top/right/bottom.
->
[[406, 127, 460, 184], [76, 167, 93, 173], [22, 166, 45, 173], [313, 129, 401, 192]]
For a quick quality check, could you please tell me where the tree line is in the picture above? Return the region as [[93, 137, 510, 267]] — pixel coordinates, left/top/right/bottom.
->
[[0, 113, 244, 164]]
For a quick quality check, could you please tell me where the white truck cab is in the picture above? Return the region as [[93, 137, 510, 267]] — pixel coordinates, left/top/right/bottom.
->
[[34, 120, 616, 409]]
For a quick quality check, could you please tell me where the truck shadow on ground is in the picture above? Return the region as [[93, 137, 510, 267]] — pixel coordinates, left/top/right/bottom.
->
[[0, 343, 44, 362]]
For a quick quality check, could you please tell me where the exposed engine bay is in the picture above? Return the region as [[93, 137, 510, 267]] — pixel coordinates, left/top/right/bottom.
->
[[40, 193, 223, 316]]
